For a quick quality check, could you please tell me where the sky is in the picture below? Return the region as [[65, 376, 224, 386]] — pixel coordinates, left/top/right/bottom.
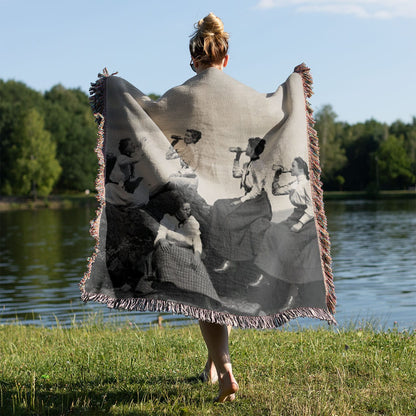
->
[[1, 0, 415, 125]]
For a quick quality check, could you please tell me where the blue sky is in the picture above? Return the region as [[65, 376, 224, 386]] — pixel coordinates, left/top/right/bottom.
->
[[1, 0, 415, 124]]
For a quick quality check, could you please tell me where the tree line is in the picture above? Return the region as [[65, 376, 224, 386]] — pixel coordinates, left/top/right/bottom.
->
[[0, 80, 415, 197], [315, 105, 415, 191], [0, 80, 97, 197]]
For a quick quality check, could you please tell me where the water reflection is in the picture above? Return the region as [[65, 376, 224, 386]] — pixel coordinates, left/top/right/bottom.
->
[[325, 199, 416, 330], [0, 199, 415, 329]]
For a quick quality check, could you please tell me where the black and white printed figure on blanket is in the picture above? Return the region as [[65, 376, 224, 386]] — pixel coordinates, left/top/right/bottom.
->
[[81, 63, 336, 329]]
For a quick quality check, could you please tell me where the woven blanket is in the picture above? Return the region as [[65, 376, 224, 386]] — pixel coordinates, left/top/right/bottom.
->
[[80, 64, 336, 328]]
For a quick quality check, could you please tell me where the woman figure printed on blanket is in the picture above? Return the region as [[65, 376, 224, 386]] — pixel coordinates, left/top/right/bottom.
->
[[166, 129, 200, 191], [272, 156, 314, 231], [152, 200, 221, 306], [254, 156, 323, 309], [105, 137, 146, 206], [154, 201, 202, 262], [231, 138, 267, 206], [209, 137, 272, 273]]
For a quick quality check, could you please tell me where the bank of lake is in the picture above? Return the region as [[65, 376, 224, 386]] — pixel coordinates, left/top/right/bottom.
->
[[0, 322, 414, 415], [0, 190, 415, 211]]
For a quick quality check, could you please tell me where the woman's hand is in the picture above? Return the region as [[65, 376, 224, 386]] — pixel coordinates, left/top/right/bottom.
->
[[231, 199, 241, 206], [158, 239, 171, 252], [291, 222, 303, 233], [190, 251, 201, 270]]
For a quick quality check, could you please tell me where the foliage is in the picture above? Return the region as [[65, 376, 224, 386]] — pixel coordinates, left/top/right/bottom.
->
[[148, 93, 161, 101], [0, 322, 414, 415], [9, 108, 61, 197], [376, 135, 415, 189], [44, 85, 97, 191], [314, 105, 416, 191], [314, 104, 347, 184], [0, 78, 415, 195], [0, 80, 45, 195], [0, 81, 97, 195]]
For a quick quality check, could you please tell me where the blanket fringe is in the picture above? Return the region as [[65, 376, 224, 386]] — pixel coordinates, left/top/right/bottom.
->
[[294, 63, 336, 316], [88, 68, 118, 119], [80, 65, 337, 329], [81, 291, 336, 328], [79, 69, 110, 293]]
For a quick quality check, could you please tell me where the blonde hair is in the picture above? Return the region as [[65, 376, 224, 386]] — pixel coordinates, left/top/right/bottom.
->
[[189, 13, 229, 66]]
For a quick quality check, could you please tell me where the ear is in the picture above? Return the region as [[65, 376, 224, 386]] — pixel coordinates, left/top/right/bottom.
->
[[192, 57, 201, 69], [223, 55, 229, 68]]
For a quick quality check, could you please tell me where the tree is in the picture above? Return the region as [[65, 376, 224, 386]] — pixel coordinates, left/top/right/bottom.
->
[[314, 105, 347, 188], [0, 102, 20, 194], [148, 93, 161, 101], [0, 79, 44, 109], [376, 135, 415, 189], [10, 108, 61, 197], [341, 119, 388, 191], [389, 118, 416, 180], [0, 80, 45, 194], [44, 85, 97, 191]]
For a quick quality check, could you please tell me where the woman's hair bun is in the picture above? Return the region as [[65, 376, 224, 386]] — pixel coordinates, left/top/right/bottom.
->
[[197, 12, 227, 37], [189, 13, 229, 65]]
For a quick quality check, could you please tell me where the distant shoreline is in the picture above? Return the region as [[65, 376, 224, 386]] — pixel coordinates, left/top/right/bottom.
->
[[0, 194, 98, 211], [0, 190, 415, 211], [323, 190, 416, 200]]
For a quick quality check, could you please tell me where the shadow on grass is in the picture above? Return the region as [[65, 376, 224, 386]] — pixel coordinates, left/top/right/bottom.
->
[[1, 374, 209, 415]]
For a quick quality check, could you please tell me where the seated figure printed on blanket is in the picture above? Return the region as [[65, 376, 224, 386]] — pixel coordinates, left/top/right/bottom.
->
[[152, 200, 221, 308], [105, 137, 149, 207], [166, 129, 200, 192], [102, 131, 219, 309]]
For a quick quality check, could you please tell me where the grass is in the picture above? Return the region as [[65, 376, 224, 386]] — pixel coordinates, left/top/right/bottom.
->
[[0, 320, 415, 416]]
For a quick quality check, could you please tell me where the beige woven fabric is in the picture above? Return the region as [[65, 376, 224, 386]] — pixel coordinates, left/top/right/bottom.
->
[[81, 66, 336, 328]]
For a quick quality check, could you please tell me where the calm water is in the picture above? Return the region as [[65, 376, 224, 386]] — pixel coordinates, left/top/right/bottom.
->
[[0, 199, 415, 330]]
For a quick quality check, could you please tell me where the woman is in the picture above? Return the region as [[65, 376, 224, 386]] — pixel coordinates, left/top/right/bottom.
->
[[166, 129, 200, 192], [255, 156, 323, 309], [188, 13, 239, 403], [85, 11, 336, 403], [105, 137, 146, 206], [209, 137, 272, 272], [82, 6, 338, 406], [153, 200, 221, 306]]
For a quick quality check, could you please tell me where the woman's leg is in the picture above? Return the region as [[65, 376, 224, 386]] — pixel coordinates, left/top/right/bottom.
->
[[200, 325, 232, 383], [200, 353, 218, 383], [198, 321, 239, 402]]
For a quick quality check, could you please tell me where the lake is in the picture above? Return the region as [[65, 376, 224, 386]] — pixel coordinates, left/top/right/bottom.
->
[[0, 198, 415, 330]]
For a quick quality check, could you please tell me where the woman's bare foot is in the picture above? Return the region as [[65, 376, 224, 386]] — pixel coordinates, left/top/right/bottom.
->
[[199, 370, 219, 384], [214, 372, 239, 403], [216, 392, 236, 403], [199, 358, 218, 384]]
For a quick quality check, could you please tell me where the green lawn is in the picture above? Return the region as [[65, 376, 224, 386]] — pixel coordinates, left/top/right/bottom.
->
[[0, 320, 415, 415]]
